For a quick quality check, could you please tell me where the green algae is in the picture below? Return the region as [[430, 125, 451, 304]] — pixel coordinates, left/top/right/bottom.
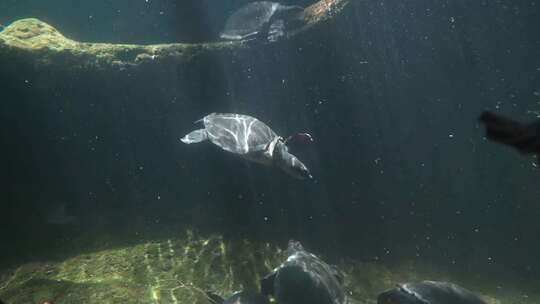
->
[[0, 230, 537, 304], [0, 0, 350, 72], [0, 231, 283, 304]]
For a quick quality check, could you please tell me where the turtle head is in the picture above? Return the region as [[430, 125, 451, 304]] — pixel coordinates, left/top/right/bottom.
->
[[287, 240, 306, 254], [274, 141, 312, 179], [275, 4, 304, 20]]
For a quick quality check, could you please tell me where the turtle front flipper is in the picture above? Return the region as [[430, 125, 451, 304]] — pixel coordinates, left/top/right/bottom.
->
[[181, 129, 208, 144], [263, 136, 283, 159], [268, 4, 305, 41], [267, 19, 286, 42], [273, 141, 312, 179]]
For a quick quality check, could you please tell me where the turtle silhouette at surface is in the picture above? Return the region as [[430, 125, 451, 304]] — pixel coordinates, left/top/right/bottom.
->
[[220, 1, 305, 42], [181, 113, 313, 179]]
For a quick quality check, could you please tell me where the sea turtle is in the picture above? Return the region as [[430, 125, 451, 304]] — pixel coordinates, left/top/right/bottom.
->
[[260, 240, 346, 304], [220, 1, 305, 42], [181, 113, 313, 179], [479, 111, 540, 155], [377, 281, 487, 304], [206, 291, 270, 304]]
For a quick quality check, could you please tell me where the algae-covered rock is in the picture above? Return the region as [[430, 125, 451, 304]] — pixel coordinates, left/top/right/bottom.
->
[[291, 0, 351, 34], [0, 0, 350, 71], [0, 18, 221, 71], [0, 230, 524, 304], [0, 231, 285, 304]]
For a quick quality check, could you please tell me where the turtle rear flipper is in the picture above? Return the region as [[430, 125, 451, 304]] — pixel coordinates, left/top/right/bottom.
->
[[261, 271, 276, 296], [205, 292, 225, 304], [181, 129, 208, 144]]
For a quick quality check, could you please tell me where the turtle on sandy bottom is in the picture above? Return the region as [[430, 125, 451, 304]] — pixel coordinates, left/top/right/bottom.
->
[[181, 113, 313, 179], [260, 240, 348, 304], [220, 1, 305, 42], [377, 281, 487, 304]]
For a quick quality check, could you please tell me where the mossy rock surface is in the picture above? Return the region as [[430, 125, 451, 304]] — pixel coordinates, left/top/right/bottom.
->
[[0, 230, 535, 304], [0, 231, 285, 304], [0, 0, 351, 71]]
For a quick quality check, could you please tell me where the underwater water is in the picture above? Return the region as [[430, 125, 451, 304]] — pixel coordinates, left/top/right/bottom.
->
[[0, 0, 539, 303]]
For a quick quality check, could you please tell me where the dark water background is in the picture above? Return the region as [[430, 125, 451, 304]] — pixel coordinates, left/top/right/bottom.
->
[[1, 0, 539, 287]]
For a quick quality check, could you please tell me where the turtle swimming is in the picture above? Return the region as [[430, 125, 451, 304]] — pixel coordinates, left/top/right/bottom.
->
[[181, 113, 313, 179], [261, 240, 347, 304], [479, 111, 540, 155], [220, 1, 305, 42], [377, 281, 486, 304]]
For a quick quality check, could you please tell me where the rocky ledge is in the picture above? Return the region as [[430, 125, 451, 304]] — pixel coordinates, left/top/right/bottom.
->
[[0, 231, 507, 304], [0, 0, 350, 71]]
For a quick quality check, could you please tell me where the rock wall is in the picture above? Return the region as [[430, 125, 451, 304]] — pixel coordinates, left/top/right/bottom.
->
[[0, 0, 350, 72]]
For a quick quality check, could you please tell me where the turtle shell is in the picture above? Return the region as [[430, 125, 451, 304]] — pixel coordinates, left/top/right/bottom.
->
[[220, 1, 280, 40], [261, 240, 346, 304], [377, 281, 486, 304], [201, 113, 278, 155]]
